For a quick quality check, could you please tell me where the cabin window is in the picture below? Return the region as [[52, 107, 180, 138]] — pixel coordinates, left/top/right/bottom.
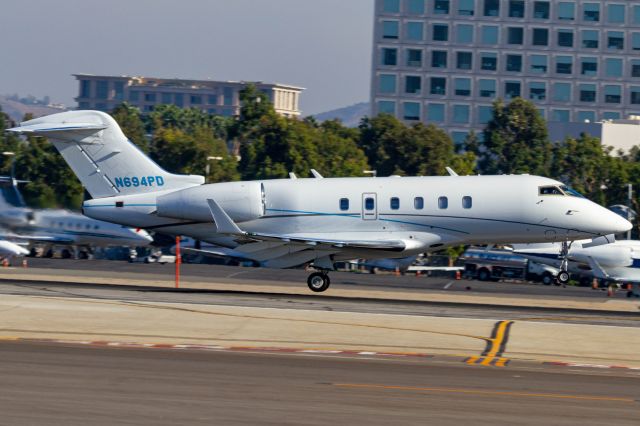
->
[[438, 196, 448, 209], [365, 197, 375, 210], [539, 185, 564, 196], [414, 197, 424, 210], [462, 196, 472, 209], [339, 198, 349, 211], [390, 197, 400, 210], [115, 201, 124, 208]]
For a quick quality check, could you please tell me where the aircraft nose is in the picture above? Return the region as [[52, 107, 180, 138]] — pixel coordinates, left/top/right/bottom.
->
[[608, 211, 633, 234]]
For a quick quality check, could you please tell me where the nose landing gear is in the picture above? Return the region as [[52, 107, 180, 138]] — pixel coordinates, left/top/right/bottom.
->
[[556, 241, 572, 284], [307, 271, 331, 292]]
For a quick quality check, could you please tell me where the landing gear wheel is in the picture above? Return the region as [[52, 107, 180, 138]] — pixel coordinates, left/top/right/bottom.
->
[[307, 272, 331, 292], [557, 271, 570, 284]]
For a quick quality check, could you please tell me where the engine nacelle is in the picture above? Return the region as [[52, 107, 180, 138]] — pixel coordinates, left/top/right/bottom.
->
[[156, 181, 264, 223]]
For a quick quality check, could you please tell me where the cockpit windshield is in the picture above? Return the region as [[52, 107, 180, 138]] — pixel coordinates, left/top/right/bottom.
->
[[559, 185, 585, 198], [538, 185, 585, 198]]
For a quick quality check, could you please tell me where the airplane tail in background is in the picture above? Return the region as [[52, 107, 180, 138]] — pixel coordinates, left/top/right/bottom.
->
[[8, 111, 204, 199], [0, 176, 27, 209]]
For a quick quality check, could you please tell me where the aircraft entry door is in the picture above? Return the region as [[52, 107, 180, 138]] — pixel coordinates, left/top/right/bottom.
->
[[362, 193, 378, 220]]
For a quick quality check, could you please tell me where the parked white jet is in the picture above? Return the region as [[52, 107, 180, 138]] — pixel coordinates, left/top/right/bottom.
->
[[513, 240, 640, 297], [8, 111, 631, 291], [0, 176, 152, 257]]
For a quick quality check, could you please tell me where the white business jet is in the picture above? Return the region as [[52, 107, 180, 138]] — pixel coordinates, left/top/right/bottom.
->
[[513, 240, 640, 297], [8, 111, 631, 291]]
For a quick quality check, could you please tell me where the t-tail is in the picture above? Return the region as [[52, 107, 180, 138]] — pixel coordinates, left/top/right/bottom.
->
[[8, 111, 204, 198]]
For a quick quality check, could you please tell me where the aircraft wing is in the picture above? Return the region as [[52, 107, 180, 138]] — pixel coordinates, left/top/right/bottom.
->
[[586, 256, 640, 284], [0, 232, 74, 245], [407, 265, 464, 272]]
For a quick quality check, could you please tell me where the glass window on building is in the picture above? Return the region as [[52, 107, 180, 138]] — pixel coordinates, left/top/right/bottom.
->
[[406, 49, 422, 67], [161, 92, 172, 104], [479, 79, 496, 97], [581, 57, 598, 76], [382, 48, 398, 65], [144, 93, 156, 102], [583, 3, 600, 22], [532, 28, 548, 46], [406, 22, 424, 40], [456, 24, 474, 43], [530, 55, 548, 73], [452, 132, 469, 145], [505, 81, 521, 99], [533, 1, 550, 19], [430, 77, 446, 95], [129, 90, 139, 102], [403, 102, 421, 120], [579, 84, 596, 102], [114, 82, 124, 101], [78, 101, 90, 109], [407, 0, 425, 14], [208, 95, 217, 105], [604, 85, 622, 103], [484, 0, 499, 17], [506, 54, 522, 72], [605, 58, 623, 77], [608, 32, 624, 50], [634, 6, 640, 24], [378, 100, 396, 114], [537, 109, 546, 119], [632, 60, 640, 77], [431, 50, 448, 68], [529, 82, 546, 100], [190, 95, 202, 105], [582, 30, 599, 48], [452, 105, 470, 123], [603, 112, 621, 120], [96, 81, 108, 99], [427, 103, 445, 122], [557, 2, 575, 20], [433, 0, 449, 14], [551, 110, 570, 122], [508, 27, 524, 44], [556, 56, 573, 74], [553, 82, 571, 102], [379, 74, 397, 93], [433, 24, 449, 41], [478, 106, 493, 124], [96, 103, 108, 112], [383, 21, 399, 39], [457, 52, 472, 70], [508, 1, 525, 18], [383, 0, 400, 13], [454, 78, 471, 96], [223, 87, 233, 105], [557, 30, 573, 47], [80, 80, 91, 98], [577, 111, 596, 122], [458, 0, 474, 16], [481, 25, 499, 44], [480, 52, 498, 70], [633, 33, 640, 51], [631, 87, 640, 105], [607, 4, 625, 24], [405, 76, 422, 94], [175, 93, 184, 107]]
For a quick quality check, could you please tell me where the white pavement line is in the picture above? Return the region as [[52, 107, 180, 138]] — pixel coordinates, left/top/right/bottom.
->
[[443, 281, 454, 290]]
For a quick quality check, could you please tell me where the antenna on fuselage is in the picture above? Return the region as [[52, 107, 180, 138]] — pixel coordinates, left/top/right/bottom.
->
[[289, 172, 297, 179], [445, 167, 458, 177], [310, 169, 323, 179]]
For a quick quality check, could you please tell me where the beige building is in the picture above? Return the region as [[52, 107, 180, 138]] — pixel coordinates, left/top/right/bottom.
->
[[74, 74, 303, 117]]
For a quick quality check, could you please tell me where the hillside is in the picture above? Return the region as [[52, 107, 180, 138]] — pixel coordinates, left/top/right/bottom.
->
[[312, 102, 370, 128]]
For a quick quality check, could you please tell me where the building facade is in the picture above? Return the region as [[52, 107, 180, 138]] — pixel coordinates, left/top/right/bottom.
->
[[371, 0, 640, 144], [74, 74, 303, 117]]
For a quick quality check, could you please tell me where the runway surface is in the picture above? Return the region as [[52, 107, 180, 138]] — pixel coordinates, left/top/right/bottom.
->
[[0, 340, 637, 426]]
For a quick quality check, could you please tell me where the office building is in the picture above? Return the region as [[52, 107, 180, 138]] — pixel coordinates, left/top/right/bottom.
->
[[74, 74, 303, 117], [371, 0, 640, 144]]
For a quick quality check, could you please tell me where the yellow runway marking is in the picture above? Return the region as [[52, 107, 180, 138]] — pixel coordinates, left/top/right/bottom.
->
[[466, 320, 513, 367], [333, 383, 635, 403]]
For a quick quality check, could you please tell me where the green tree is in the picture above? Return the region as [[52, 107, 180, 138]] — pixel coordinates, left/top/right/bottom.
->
[[110, 103, 148, 151], [479, 98, 552, 176]]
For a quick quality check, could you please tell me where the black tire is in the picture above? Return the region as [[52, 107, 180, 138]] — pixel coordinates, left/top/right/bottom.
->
[[541, 272, 554, 286], [307, 272, 330, 292], [61, 249, 72, 259], [557, 271, 570, 284], [477, 268, 490, 281]]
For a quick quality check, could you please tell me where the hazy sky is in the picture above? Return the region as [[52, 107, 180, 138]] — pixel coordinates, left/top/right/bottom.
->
[[0, 0, 374, 115]]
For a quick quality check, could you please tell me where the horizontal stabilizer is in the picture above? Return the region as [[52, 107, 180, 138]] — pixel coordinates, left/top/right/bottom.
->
[[8, 122, 106, 136]]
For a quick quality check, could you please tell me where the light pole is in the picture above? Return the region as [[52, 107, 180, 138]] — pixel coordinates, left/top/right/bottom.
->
[[2, 151, 15, 179], [363, 170, 377, 178], [205, 156, 224, 183]]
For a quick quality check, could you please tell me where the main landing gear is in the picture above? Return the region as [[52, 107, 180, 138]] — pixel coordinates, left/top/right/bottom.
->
[[556, 241, 572, 285], [307, 271, 331, 292]]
